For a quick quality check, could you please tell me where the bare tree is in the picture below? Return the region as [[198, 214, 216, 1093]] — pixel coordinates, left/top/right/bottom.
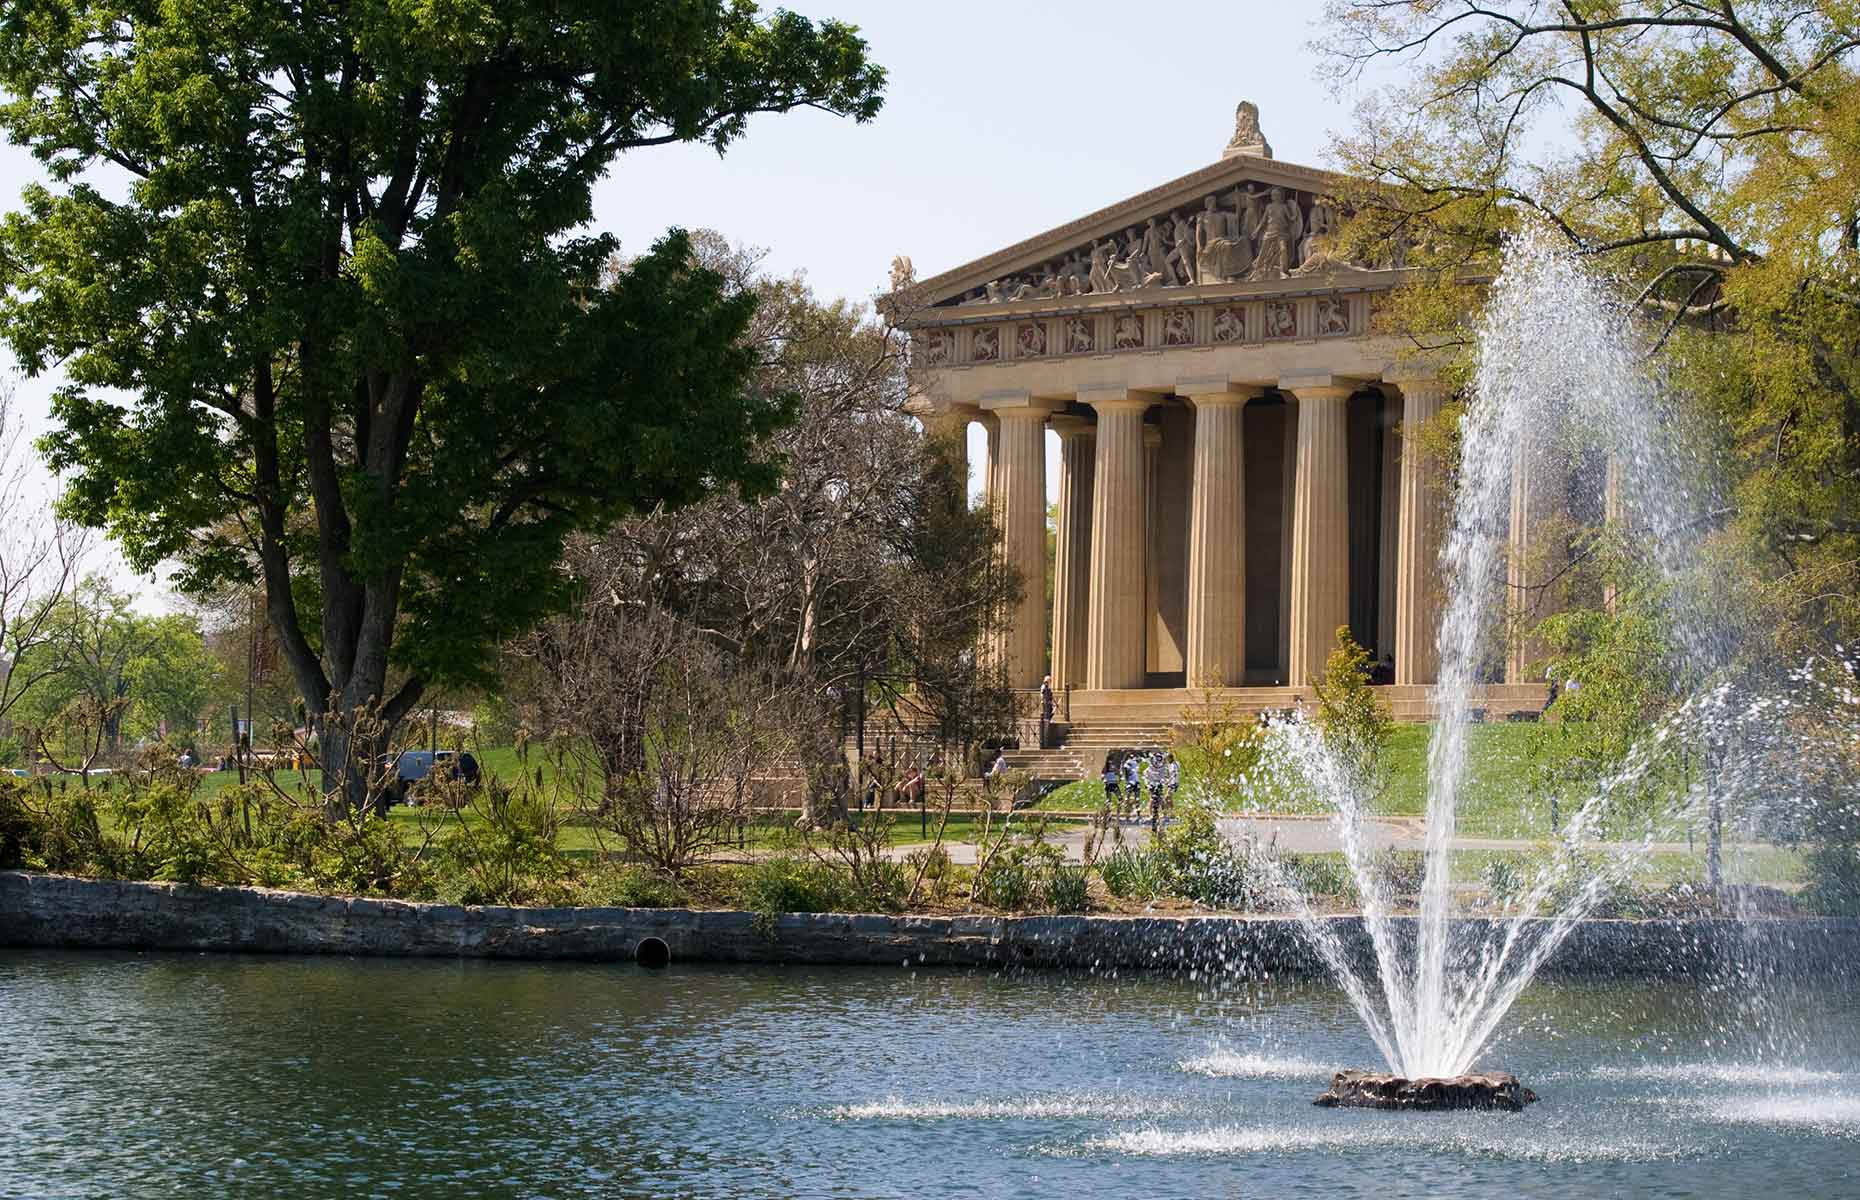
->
[[522, 574, 794, 874], [587, 235, 1018, 755], [0, 378, 86, 734]]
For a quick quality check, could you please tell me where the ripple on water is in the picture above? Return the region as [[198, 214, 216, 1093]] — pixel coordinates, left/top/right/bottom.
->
[[1590, 1063, 1848, 1088], [827, 1093, 1185, 1121], [1176, 1051, 1330, 1080], [1087, 1122, 1701, 1164], [1708, 1095, 1860, 1137]]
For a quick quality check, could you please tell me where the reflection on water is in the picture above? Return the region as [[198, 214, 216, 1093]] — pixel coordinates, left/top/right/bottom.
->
[[3, 951, 1858, 1198]]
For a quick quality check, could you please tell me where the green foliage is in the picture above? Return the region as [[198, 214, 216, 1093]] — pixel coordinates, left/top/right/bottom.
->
[[1152, 797, 1260, 910], [1281, 854, 1357, 903], [1099, 846, 1170, 902], [0, 1, 886, 802], [1311, 626, 1393, 796], [1803, 846, 1860, 917], [574, 865, 690, 910], [431, 779, 566, 906], [10, 577, 219, 756], [736, 854, 857, 930], [974, 834, 1065, 910], [1046, 864, 1090, 914], [1173, 685, 1269, 804], [902, 844, 959, 907], [1316, 2, 1860, 659], [1525, 589, 1688, 833]]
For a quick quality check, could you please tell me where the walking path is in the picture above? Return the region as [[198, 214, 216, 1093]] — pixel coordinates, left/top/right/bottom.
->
[[882, 811, 1768, 866]]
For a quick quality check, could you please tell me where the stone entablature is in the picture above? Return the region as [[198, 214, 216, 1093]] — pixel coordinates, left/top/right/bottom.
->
[[915, 293, 1372, 369]]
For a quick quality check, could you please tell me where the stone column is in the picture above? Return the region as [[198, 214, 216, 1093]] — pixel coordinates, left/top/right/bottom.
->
[[1506, 445, 1567, 684], [977, 411, 1001, 509], [987, 396, 1052, 689], [1278, 399, 1298, 681], [922, 404, 975, 493], [1376, 396, 1400, 662], [1083, 387, 1153, 690], [1391, 378, 1446, 686], [1182, 382, 1252, 687], [1143, 424, 1163, 673], [1050, 416, 1096, 691], [1285, 377, 1354, 689]]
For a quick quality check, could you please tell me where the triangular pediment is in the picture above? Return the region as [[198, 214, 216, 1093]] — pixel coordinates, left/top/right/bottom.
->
[[889, 154, 1399, 322]]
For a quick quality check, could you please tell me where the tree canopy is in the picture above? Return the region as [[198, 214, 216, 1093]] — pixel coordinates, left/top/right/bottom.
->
[[0, 1, 885, 800], [1316, 1, 1860, 657]]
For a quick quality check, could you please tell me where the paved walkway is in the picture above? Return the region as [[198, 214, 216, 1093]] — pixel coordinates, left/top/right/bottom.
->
[[883, 812, 1764, 865]]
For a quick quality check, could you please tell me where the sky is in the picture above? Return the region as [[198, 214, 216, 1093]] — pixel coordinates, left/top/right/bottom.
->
[[0, 1, 1401, 606]]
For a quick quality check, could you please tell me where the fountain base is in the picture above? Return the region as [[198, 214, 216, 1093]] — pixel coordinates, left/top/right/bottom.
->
[[1314, 1069, 1539, 1112]]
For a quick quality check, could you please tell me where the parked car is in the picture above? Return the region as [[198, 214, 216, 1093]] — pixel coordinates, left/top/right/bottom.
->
[[376, 750, 481, 810]]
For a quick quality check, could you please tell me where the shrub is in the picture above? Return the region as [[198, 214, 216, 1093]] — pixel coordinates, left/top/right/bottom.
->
[[736, 854, 855, 920], [1046, 864, 1090, 913], [1801, 845, 1860, 916], [577, 864, 690, 909], [1281, 854, 1358, 902], [903, 844, 958, 906], [1312, 626, 1393, 796], [1153, 798, 1259, 909], [973, 829, 1065, 911], [431, 780, 566, 905], [1099, 846, 1169, 901]]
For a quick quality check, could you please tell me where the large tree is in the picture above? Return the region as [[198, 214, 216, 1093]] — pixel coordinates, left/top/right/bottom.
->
[[572, 235, 1018, 749], [1314, 2, 1860, 658], [0, 2, 884, 804]]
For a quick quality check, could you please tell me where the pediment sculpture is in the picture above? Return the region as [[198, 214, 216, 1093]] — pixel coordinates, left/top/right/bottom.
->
[[947, 184, 1382, 308]]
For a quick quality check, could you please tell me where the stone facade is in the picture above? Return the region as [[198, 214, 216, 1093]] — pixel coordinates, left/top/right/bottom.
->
[[890, 107, 1556, 704]]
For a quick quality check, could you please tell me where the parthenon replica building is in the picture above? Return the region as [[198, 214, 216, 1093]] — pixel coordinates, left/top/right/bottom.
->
[[890, 104, 1547, 724]]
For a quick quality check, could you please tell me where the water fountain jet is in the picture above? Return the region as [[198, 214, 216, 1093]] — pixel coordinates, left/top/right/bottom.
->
[[1231, 225, 1740, 1107]]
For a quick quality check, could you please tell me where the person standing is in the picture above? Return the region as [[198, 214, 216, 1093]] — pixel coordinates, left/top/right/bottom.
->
[[1102, 757, 1121, 809]]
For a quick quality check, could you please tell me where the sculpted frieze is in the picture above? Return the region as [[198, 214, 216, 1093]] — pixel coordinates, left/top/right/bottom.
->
[[1065, 316, 1095, 354], [1016, 321, 1047, 358], [1263, 300, 1297, 339], [1112, 314, 1144, 350], [1162, 309, 1195, 347], [1316, 295, 1351, 336], [945, 181, 1380, 309], [973, 326, 1000, 362]]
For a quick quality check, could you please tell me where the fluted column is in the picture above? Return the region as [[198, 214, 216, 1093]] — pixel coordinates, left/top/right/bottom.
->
[[1278, 400, 1298, 680], [1084, 387, 1153, 690], [1142, 424, 1163, 672], [1050, 416, 1096, 690], [1506, 444, 1568, 683], [1286, 379, 1354, 689], [1391, 378, 1445, 686], [1183, 383, 1252, 686], [1376, 396, 1400, 662], [977, 411, 1001, 509], [989, 398, 1052, 689], [921, 404, 975, 489]]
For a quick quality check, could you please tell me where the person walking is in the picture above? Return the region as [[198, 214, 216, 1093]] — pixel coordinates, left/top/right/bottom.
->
[[1038, 674, 1055, 748], [1102, 757, 1121, 810]]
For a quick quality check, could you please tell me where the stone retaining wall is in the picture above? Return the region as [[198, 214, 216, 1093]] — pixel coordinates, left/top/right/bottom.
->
[[4, 871, 1856, 978]]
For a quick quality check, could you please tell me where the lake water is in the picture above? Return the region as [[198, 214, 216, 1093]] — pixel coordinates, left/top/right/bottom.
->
[[5, 949, 1858, 1198]]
